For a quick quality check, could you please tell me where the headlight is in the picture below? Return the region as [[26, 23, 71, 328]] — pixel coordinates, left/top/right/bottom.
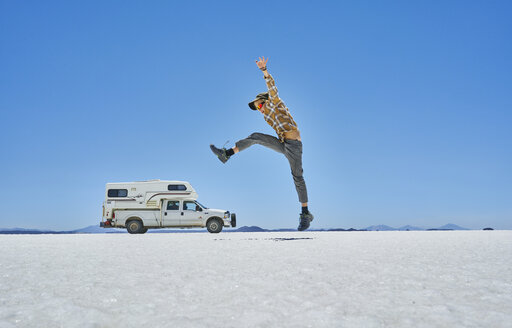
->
[[224, 211, 230, 218]]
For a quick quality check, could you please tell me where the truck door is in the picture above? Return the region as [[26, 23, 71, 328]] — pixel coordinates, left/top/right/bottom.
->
[[162, 200, 181, 226], [181, 200, 203, 226]]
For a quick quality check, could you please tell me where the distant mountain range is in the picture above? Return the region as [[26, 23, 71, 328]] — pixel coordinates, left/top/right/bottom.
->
[[364, 225, 396, 231], [435, 224, 470, 230], [364, 223, 470, 231], [0, 223, 477, 234]]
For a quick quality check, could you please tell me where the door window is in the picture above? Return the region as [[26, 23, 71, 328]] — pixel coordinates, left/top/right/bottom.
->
[[183, 201, 199, 211], [166, 201, 180, 211]]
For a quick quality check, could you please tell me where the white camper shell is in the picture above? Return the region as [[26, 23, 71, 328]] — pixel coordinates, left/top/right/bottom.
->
[[100, 180, 236, 234]]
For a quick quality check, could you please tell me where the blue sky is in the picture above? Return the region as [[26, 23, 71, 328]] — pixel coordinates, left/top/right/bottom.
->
[[1, 0, 510, 230]]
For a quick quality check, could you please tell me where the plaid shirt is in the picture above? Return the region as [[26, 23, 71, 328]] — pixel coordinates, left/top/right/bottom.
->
[[263, 74, 298, 142]]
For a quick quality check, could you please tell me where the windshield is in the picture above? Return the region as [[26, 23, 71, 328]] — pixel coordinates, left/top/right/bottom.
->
[[195, 201, 208, 209]]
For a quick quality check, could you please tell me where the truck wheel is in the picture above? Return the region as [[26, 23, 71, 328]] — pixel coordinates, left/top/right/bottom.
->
[[140, 227, 148, 234], [231, 213, 236, 228], [207, 218, 223, 233], [126, 220, 143, 234]]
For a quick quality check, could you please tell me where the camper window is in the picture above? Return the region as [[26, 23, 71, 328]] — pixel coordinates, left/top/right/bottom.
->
[[108, 189, 128, 197], [168, 184, 187, 191]]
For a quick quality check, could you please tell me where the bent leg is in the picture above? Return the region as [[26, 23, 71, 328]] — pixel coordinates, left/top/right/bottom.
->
[[284, 140, 308, 204], [235, 132, 285, 154]]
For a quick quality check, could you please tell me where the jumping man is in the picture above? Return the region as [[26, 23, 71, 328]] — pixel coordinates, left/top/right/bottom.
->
[[210, 57, 314, 231]]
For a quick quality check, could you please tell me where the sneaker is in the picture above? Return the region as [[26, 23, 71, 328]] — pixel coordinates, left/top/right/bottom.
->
[[298, 212, 314, 231], [210, 144, 230, 163]]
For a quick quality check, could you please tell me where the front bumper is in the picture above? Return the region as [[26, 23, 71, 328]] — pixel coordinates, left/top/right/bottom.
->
[[221, 213, 236, 228]]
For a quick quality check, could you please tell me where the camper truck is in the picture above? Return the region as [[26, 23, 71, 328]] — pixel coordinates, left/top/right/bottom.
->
[[100, 180, 236, 234]]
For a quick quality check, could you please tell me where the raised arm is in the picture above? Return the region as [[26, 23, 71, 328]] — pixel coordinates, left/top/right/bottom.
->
[[255, 56, 281, 105]]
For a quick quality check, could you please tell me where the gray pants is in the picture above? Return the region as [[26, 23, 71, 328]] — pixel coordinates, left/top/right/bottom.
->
[[235, 132, 308, 203]]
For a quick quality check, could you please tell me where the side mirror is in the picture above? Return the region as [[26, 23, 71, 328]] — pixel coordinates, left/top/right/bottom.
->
[[196, 206, 202, 212]]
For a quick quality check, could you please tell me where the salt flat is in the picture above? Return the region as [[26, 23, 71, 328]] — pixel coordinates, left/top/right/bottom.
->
[[0, 231, 511, 328]]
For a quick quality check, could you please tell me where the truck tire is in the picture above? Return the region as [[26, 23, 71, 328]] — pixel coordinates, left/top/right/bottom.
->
[[126, 220, 143, 234], [207, 218, 223, 233], [140, 227, 148, 234]]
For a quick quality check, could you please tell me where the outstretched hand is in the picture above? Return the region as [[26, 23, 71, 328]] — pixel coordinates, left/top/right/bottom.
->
[[255, 56, 269, 70]]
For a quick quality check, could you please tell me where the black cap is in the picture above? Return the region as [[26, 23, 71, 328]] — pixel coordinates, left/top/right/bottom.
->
[[248, 92, 269, 110]]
